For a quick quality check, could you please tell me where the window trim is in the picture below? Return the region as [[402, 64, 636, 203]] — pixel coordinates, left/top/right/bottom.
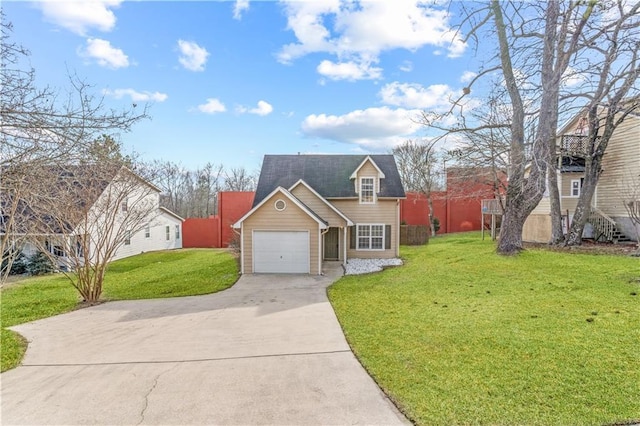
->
[[356, 223, 385, 251], [124, 230, 131, 245], [175, 224, 180, 240], [570, 179, 582, 197], [359, 177, 375, 204], [165, 225, 171, 241]]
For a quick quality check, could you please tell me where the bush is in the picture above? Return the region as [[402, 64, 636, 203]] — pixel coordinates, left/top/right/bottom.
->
[[1, 251, 27, 275], [25, 252, 55, 276], [433, 217, 441, 232]]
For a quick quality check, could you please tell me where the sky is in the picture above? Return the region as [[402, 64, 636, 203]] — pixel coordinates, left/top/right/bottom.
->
[[4, 0, 484, 171]]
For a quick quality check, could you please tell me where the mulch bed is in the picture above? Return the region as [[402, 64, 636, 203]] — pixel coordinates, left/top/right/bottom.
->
[[524, 239, 639, 256]]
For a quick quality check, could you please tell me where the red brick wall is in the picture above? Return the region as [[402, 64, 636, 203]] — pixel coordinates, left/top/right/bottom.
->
[[183, 217, 219, 248]]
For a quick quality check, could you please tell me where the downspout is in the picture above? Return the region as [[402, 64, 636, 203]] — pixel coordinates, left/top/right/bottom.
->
[[396, 200, 401, 256]]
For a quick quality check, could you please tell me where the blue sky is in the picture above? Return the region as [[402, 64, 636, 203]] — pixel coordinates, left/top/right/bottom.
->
[[5, 0, 482, 171]]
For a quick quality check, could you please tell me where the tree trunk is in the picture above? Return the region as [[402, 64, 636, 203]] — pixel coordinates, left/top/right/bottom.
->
[[548, 165, 565, 244], [497, 198, 528, 254], [427, 191, 436, 237], [565, 156, 601, 245]]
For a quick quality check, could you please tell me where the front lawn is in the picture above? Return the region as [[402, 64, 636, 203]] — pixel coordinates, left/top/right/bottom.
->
[[329, 233, 640, 425], [1, 249, 238, 372]]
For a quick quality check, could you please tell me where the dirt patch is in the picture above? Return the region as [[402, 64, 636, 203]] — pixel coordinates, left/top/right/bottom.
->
[[524, 239, 639, 256]]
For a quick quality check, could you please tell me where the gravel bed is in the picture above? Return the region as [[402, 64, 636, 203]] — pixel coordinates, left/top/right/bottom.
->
[[344, 258, 403, 275]]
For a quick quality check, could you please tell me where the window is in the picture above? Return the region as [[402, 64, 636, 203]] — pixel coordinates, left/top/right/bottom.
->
[[274, 199, 286, 211], [357, 224, 384, 250], [166, 225, 170, 241], [360, 177, 374, 204], [121, 199, 128, 213], [145, 223, 150, 238], [175, 225, 180, 239], [570, 179, 582, 197], [124, 230, 131, 245]]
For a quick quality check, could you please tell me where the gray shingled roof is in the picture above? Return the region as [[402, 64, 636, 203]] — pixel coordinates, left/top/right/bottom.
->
[[253, 155, 405, 207]]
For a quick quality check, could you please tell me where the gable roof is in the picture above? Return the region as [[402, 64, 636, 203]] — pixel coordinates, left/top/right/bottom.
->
[[233, 186, 329, 229], [1, 164, 160, 235], [349, 155, 385, 179], [253, 154, 405, 207], [289, 179, 354, 226]]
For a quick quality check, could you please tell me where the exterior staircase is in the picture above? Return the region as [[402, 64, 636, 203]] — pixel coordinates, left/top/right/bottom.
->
[[587, 208, 631, 243]]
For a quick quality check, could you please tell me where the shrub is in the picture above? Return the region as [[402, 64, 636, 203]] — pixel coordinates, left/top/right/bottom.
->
[[25, 252, 55, 276], [433, 217, 441, 232], [1, 251, 27, 276]]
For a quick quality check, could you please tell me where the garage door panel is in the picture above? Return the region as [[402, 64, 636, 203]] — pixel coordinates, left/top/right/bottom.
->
[[253, 231, 309, 273]]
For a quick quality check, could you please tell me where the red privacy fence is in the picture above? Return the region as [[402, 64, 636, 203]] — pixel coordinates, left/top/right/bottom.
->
[[183, 169, 502, 247]]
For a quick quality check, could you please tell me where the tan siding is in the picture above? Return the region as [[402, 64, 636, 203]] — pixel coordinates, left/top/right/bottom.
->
[[242, 194, 320, 274], [356, 161, 381, 193], [291, 185, 349, 227], [332, 199, 399, 259], [531, 197, 551, 215], [523, 214, 552, 242], [596, 117, 640, 217]]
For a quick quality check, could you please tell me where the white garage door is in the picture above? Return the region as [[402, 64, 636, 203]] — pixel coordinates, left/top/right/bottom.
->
[[253, 231, 310, 273]]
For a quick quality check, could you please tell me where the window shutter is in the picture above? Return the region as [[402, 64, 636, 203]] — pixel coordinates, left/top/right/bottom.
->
[[350, 226, 356, 249], [385, 225, 391, 249]]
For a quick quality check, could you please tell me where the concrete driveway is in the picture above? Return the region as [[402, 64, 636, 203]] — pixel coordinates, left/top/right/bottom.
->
[[1, 264, 408, 425]]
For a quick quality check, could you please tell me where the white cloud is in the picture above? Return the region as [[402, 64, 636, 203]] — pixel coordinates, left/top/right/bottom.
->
[[80, 38, 129, 69], [460, 71, 477, 83], [561, 66, 586, 89], [237, 100, 274, 116], [177, 40, 209, 72], [379, 82, 456, 109], [278, 0, 467, 80], [36, 0, 122, 36], [103, 88, 168, 102], [399, 61, 413, 72], [197, 98, 226, 114], [301, 106, 421, 150], [233, 0, 250, 20], [317, 59, 382, 81]]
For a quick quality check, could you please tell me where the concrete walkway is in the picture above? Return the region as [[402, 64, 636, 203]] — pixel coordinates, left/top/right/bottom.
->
[[1, 264, 408, 425]]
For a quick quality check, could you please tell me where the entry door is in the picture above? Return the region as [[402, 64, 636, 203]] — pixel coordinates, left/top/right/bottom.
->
[[324, 227, 339, 260]]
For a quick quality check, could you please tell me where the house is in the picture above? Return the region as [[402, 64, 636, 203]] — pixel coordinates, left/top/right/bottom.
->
[[233, 155, 406, 275], [4, 165, 183, 269], [522, 110, 640, 243]]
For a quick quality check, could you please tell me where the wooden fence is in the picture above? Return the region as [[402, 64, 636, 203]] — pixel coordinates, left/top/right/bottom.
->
[[400, 225, 429, 245]]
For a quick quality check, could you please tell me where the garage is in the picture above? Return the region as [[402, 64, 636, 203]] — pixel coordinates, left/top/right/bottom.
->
[[253, 231, 310, 273]]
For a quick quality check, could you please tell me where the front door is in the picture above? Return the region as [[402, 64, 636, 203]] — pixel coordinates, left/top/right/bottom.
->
[[324, 227, 339, 260]]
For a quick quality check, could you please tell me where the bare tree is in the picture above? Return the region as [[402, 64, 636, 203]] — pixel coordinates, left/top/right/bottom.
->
[[424, 0, 638, 253], [223, 167, 257, 192], [0, 18, 147, 284], [619, 171, 640, 248], [392, 139, 443, 236], [28, 157, 159, 303], [150, 160, 225, 218]]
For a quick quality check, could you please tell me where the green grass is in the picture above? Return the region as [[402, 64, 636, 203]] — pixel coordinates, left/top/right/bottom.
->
[[1, 249, 238, 372], [329, 232, 640, 426]]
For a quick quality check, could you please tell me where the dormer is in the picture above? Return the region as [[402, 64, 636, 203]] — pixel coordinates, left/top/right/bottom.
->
[[350, 156, 385, 204]]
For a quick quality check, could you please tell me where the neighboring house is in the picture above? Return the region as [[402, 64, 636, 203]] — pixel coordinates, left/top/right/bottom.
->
[[5, 165, 183, 269], [523, 111, 640, 243], [233, 155, 406, 275]]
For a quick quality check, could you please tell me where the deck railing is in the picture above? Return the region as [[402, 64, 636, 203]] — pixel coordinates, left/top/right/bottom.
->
[[560, 134, 599, 156]]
